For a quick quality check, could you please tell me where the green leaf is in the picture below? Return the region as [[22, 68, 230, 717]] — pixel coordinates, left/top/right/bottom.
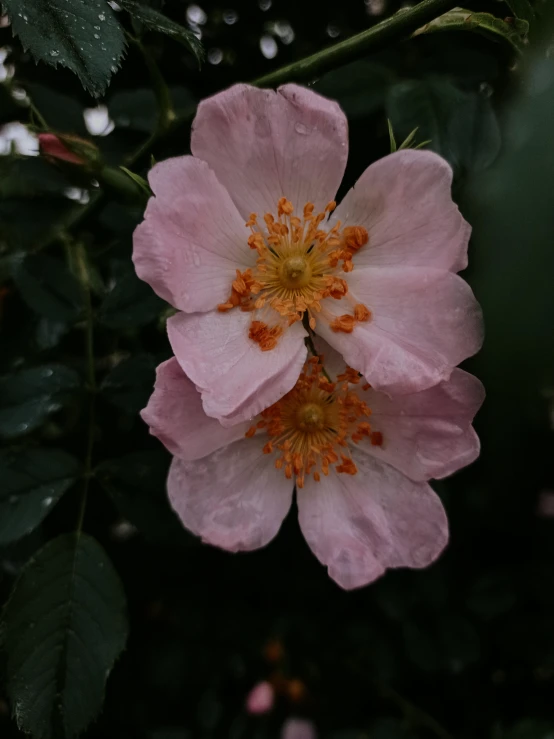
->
[[0, 156, 70, 198], [0, 198, 77, 250], [100, 354, 157, 414], [314, 60, 394, 120], [12, 253, 83, 322], [505, 0, 535, 25], [0, 448, 79, 544], [118, 0, 204, 63], [1, 0, 126, 96], [108, 86, 195, 133], [499, 719, 554, 739], [0, 364, 80, 439], [25, 83, 88, 136], [99, 270, 164, 329], [35, 317, 69, 350], [3, 533, 128, 739], [413, 9, 529, 54], [386, 77, 500, 174], [98, 451, 195, 545]]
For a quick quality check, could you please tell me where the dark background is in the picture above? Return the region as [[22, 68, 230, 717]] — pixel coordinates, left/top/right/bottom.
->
[[1, 1, 554, 737]]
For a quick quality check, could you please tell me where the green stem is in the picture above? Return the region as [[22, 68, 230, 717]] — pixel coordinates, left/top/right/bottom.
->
[[253, 0, 458, 88], [42, 0, 459, 243], [75, 243, 97, 534], [126, 0, 459, 171], [376, 682, 455, 739]]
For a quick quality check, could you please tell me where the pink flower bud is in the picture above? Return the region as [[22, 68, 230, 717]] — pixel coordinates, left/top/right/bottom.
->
[[38, 133, 85, 164], [245, 680, 274, 715]]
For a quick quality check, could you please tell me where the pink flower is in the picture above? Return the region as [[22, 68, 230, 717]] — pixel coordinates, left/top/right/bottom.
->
[[245, 681, 275, 715], [38, 133, 86, 165], [133, 84, 483, 426], [281, 718, 317, 739], [141, 341, 484, 590]]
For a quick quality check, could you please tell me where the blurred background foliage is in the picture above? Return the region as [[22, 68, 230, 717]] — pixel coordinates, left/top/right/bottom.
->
[[1, 0, 554, 737]]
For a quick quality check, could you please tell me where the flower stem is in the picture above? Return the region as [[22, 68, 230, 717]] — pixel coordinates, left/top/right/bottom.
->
[[122, 0, 461, 172], [74, 243, 97, 535], [252, 0, 459, 88]]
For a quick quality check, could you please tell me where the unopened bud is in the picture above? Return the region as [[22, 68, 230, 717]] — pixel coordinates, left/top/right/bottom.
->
[[38, 132, 99, 167]]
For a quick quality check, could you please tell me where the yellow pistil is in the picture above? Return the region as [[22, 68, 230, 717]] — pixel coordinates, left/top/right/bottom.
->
[[244, 356, 383, 488], [218, 198, 372, 350]]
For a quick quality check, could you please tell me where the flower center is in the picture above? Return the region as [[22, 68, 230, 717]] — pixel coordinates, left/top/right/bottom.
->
[[245, 356, 384, 488], [296, 402, 325, 431], [279, 256, 312, 289], [217, 198, 373, 351]]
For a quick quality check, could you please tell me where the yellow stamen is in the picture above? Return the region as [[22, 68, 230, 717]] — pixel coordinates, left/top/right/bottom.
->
[[243, 356, 383, 486], [219, 198, 371, 349]]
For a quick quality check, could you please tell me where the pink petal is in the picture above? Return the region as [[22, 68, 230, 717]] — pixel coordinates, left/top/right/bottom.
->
[[191, 83, 348, 220], [298, 451, 448, 590], [140, 358, 249, 460], [167, 310, 307, 426], [132, 156, 252, 312], [332, 149, 470, 272], [317, 266, 483, 395], [281, 719, 317, 739], [246, 682, 275, 715], [167, 439, 294, 551], [360, 368, 484, 481]]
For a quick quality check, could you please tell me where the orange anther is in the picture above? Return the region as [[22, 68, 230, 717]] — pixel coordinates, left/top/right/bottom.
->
[[371, 431, 383, 446], [330, 314, 356, 333], [354, 304, 372, 322], [343, 226, 369, 252], [278, 197, 294, 216]]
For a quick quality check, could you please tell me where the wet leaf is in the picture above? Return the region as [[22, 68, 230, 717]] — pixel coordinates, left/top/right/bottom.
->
[[0, 448, 79, 544], [3, 533, 128, 738]]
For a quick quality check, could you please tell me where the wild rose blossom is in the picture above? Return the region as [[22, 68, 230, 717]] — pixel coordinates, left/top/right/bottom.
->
[[133, 83, 483, 426], [141, 343, 484, 590]]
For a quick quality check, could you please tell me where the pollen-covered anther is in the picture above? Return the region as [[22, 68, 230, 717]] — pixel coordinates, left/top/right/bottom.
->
[[330, 314, 356, 333], [243, 356, 382, 485], [224, 198, 370, 347], [354, 304, 372, 322], [249, 320, 284, 351], [371, 431, 383, 446], [343, 226, 369, 252]]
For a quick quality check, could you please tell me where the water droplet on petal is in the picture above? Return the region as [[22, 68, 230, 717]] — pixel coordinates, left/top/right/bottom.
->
[[294, 122, 309, 135]]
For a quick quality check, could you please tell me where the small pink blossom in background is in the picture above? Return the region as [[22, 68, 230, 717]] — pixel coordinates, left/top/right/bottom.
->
[[537, 490, 554, 518], [133, 83, 483, 427], [141, 340, 484, 590], [281, 718, 317, 739], [245, 681, 274, 715], [38, 133, 85, 165]]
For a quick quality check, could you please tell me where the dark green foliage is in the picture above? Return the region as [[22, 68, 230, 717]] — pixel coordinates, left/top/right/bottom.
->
[[3, 534, 128, 738], [1, 0, 126, 96], [97, 450, 193, 544], [100, 353, 157, 414], [0, 448, 79, 544], [98, 270, 164, 329], [0, 364, 80, 439], [386, 77, 501, 173], [118, 0, 204, 63], [12, 253, 84, 322]]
